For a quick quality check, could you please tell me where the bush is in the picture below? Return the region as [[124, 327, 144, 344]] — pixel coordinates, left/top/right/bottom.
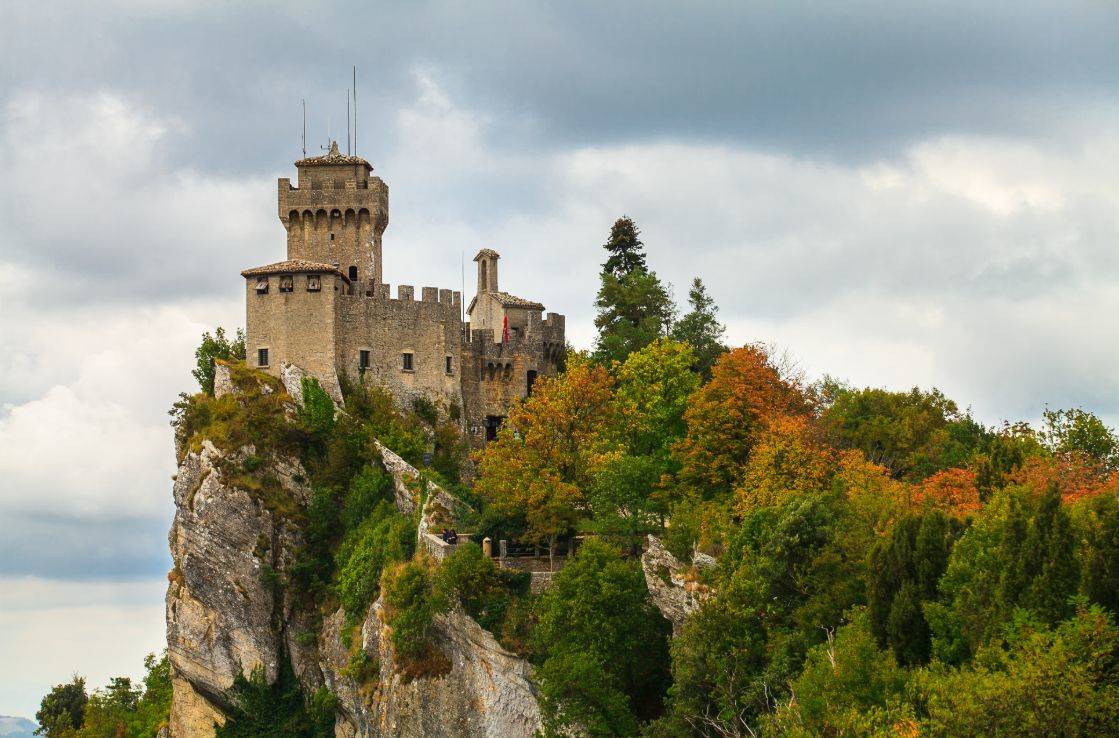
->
[[435, 542, 530, 634], [192, 327, 245, 395], [381, 560, 449, 677], [335, 503, 415, 623], [215, 660, 334, 738]]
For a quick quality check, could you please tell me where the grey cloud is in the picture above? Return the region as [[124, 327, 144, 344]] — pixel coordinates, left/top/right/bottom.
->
[[0, 513, 172, 580]]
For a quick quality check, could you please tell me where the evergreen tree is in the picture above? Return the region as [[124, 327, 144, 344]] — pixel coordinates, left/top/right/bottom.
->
[[1084, 494, 1119, 613], [886, 580, 930, 666], [670, 278, 727, 378], [593, 218, 675, 365], [601, 216, 647, 277]]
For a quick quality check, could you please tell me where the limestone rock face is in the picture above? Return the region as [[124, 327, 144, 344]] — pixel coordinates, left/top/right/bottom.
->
[[166, 440, 309, 730], [320, 602, 542, 738], [641, 535, 714, 634], [167, 430, 541, 737]]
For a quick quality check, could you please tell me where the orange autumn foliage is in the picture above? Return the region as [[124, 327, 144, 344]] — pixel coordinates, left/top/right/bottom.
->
[[675, 344, 812, 498], [474, 355, 621, 545], [1009, 452, 1118, 503], [912, 467, 982, 517]]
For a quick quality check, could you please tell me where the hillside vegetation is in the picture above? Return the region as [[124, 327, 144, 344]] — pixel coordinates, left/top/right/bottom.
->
[[35, 217, 1119, 737]]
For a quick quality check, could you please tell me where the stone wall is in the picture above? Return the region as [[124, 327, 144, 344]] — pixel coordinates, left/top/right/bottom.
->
[[337, 286, 464, 415], [245, 272, 340, 390]]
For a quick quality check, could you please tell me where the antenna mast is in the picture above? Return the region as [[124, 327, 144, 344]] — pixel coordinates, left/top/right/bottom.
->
[[346, 90, 351, 155], [353, 66, 358, 158], [301, 99, 306, 157]]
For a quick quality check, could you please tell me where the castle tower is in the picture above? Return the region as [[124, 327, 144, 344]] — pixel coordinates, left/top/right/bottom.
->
[[277, 141, 389, 293]]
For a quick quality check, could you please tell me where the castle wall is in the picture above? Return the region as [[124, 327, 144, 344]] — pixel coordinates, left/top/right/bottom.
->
[[336, 286, 464, 414], [460, 312, 566, 446], [245, 273, 340, 387]]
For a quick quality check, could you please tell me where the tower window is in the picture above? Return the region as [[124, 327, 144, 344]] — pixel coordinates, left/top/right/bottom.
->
[[445, 356, 453, 375], [527, 370, 538, 396], [279, 276, 293, 293], [359, 350, 370, 370], [255, 278, 269, 294], [348, 266, 358, 281], [330, 233, 335, 241], [257, 348, 269, 367], [402, 352, 414, 372], [307, 274, 321, 292]]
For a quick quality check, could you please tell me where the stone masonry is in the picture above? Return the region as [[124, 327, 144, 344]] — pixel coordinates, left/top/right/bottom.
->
[[242, 142, 565, 445]]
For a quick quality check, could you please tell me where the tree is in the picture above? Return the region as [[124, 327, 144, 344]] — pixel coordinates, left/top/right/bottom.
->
[[192, 327, 246, 395], [818, 383, 988, 482], [36, 677, 87, 737], [593, 339, 699, 532], [1042, 407, 1119, 470], [215, 660, 335, 738], [1083, 493, 1119, 613], [601, 216, 647, 277], [593, 217, 675, 365], [532, 539, 671, 735], [670, 278, 727, 379], [674, 344, 812, 500], [763, 610, 913, 737], [475, 355, 620, 559], [381, 560, 450, 677]]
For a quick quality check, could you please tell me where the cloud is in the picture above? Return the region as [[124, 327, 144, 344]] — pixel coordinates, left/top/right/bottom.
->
[[0, 91, 277, 306], [0, 577, 166, 719]]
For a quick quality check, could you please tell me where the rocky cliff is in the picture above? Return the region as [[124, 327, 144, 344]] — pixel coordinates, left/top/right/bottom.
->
[[166, 367, 542, 737], [640, 535, 714, 634]]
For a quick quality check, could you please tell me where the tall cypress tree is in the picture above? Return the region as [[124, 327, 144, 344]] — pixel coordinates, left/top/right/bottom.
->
[[593, 217, 675, 365], [602, 216, 647, 277], [670, 278, 727, 379]]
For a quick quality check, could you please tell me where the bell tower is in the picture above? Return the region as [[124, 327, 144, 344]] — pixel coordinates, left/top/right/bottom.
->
[[277, 141, 389, 292]]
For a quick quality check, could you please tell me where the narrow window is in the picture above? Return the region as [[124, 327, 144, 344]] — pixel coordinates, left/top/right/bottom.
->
[[359, 350, 370, 370], [279, 275, 293, 293], [445, 356, 453, 375], [307, 274, 321, 292], [402, 352, 414, 371], [255, 278, 269, 294], [527, 370, 538, 396], [257, 348, 269, 367], [348, 266, 358, 281], [330, 233, 335, 241]]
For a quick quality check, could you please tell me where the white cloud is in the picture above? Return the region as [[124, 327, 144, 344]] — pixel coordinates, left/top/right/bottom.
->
[[0, 577, 167, 719]]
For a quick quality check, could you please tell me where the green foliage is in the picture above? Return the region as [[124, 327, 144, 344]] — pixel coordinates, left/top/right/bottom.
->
[[763, 609, 912, 737], [819, 382, 991, 481], [532, 539, 671, 735], [662, 492, 864, 733], [601, 216, 647, 278], [1082, 493, 1119, 613], [669, 278, 727, 379], [381, 560, 450, 677], [297, 377, 335, 439], [594, 268, 676, 366], [915, 605, 1119, 737], [868, 512, 960, 665], [434, 542, 529, 634], [36, 677, 87, 737], [412, 395, 439, 426], [932, 486, 1082, 661], [335, 501, 414, 623], [215, 660, 335, 738], [35, 655, 172, 738], [1042, 407, 1119, 470], [192, 327, 246, 395]]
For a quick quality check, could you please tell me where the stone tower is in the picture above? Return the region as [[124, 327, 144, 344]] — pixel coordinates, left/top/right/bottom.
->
[[278, 141, 389, 292]]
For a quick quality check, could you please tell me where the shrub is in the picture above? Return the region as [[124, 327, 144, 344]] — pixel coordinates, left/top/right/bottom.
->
[[435, 542, 530, 634], [381, 560, 449, 678], [335, 503, 415, 623]]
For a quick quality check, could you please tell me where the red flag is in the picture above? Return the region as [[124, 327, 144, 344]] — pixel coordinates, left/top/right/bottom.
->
[[502, 314, 510, 343]]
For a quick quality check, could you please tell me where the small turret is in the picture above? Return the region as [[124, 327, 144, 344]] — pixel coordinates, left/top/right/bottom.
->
[[474, 248, 500, 294]]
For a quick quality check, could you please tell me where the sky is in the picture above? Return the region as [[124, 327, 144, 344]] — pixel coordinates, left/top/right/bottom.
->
[[1, 0, 1118, 720]]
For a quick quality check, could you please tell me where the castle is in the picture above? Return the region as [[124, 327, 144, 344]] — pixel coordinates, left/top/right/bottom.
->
[[241, 142, 566, 446]]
